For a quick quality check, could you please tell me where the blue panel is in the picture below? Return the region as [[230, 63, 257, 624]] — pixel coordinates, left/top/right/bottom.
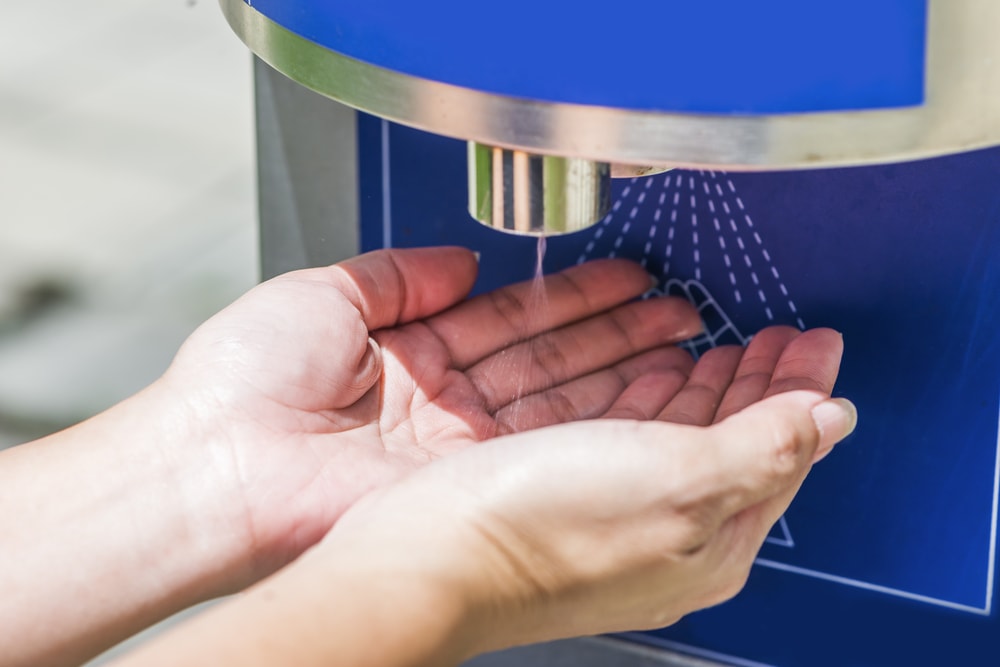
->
[[249, 0, 926, 114], [359, 115, 1000, 665]]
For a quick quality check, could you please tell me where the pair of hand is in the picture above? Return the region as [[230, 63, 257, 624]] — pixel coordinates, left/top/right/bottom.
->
[[155, 246, 850, 649]]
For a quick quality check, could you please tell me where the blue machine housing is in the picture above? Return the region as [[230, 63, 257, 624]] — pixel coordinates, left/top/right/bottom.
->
[[244, 0, 927, 114], [358, 115, 1000, 667]]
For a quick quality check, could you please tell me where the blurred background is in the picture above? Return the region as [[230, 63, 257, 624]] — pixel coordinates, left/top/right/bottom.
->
[[0, 0, 257, 451]]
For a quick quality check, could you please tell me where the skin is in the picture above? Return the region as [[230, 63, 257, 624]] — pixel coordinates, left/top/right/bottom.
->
[[0, 247, 853, 667], [116, 353, 852, 667]]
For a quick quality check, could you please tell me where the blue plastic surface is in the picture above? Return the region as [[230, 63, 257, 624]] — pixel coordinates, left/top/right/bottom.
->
[[358, 115, 1000, 665], [248, 0, 927, 114]]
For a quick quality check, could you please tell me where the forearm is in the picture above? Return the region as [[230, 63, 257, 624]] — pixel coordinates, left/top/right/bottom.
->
[[110, 542, 478, 667], [0, 384, 252, 667]]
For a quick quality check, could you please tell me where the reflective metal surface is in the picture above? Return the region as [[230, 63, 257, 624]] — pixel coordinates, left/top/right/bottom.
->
[[464, 636, 728, 667], [221, 0, 1000, 171], [468, 143, 609, 235], [255, 60, 359, 277]]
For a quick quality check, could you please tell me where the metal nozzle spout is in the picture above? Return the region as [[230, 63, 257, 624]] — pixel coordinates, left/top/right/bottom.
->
[[468, 142, 610, 235]]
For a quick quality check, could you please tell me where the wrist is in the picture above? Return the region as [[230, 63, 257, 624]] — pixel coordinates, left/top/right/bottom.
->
[[0, 381, 255, 666], [303, 530, 486, 665], [123, 378, 261, 596], [115, 529, 482, 667], [319, 492, 541, 661]]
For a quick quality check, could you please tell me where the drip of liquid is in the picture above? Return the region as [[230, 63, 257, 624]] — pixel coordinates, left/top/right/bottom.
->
[[534, 235, 547, 281], [495, 236, 550, 435]]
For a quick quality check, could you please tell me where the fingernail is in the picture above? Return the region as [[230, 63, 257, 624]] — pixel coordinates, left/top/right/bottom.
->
[[811, 398, 857, 462], [357, 336, 383, 380], [675, 318, 705, 340], [648, 273, 660, 289], [472, 251, 482, 263]]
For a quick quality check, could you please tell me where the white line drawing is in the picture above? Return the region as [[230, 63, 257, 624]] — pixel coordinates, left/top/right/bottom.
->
[[661, 278, 746, 357], [374, 123, 998, 614], [985, 405, 1000, 614], [754, 557, 992, 616], [380, 119, 393, 248], [578, 171, 803, 328], [655, 277, 793, 549], [574, 169, 998, 613], [580, 171, 800, 549]]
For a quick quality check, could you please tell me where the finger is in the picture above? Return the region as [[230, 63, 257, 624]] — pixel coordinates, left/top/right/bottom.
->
[[713, 326, 802, 423], [494, 347, 694, 433], [763, 328, 844, 398], [655, 346, 744, 425], [425, 259, 657, 368], [328, 336, 383, 409], [668, 391, 857, 529], [470, 297, 701, 413], [294, 247, 479, 330], [602, 370, 692, 421], [715, 400, 857, 559]]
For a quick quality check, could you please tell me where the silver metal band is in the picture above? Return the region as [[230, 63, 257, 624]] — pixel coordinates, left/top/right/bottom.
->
[[222, 0, 1000, 171]]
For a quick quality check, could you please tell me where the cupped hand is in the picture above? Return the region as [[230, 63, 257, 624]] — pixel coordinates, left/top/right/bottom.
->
[[154, 247, 701, 581], [320, 325, 853, 654]]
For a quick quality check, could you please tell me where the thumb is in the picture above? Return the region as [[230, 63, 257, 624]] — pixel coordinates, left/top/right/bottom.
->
[[327, 335, 384, 409], [675, 391, 857, 526], [323, 247, 479, 330]]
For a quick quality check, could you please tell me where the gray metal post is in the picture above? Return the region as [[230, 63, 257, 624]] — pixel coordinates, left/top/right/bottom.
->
[[254, 57, 360, 280]]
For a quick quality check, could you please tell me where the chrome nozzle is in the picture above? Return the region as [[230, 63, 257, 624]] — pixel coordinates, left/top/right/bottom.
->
[[468, 142, 610, 236]]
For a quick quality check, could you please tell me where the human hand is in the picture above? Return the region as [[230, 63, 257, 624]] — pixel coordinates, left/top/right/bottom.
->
[[316, 326, 852, 655], [153, 247, 702, 584], [97, 295, 849, 667]]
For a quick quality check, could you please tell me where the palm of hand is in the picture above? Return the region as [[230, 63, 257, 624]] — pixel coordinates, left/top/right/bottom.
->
[[321, 320, 846, 648], [165, 248, 700, 574], [355, 325, 494, 450]]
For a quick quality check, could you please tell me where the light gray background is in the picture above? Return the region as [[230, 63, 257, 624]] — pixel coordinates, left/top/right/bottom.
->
[[0, 0, 257, 451]]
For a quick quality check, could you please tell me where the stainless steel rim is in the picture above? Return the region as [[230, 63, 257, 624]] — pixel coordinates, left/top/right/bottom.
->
[[221, 0, 1000, 170]]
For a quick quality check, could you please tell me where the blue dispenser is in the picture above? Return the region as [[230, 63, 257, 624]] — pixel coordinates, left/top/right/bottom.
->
[[224, 1, 1000, 664]]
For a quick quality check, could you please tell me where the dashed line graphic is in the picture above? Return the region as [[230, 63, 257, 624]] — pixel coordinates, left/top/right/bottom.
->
[[579, 170, 804, 331], [577, 169, 805, 549]]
